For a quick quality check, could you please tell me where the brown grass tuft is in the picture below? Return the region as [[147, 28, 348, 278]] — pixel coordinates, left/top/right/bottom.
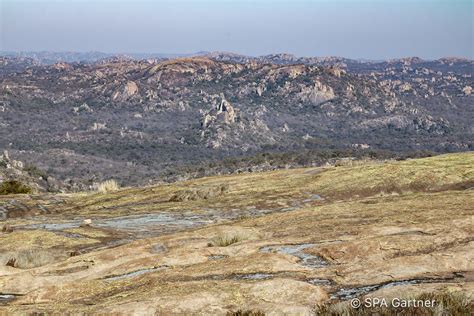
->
[[208, 234, 243, 247], [97, 179, 120, 193]]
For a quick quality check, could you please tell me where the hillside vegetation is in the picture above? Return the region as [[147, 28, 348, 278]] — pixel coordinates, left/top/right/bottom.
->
[[1, 55, 472, 186]]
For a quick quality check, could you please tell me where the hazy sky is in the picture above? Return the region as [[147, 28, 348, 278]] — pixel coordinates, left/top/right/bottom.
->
[[1, 0, 473, 59]]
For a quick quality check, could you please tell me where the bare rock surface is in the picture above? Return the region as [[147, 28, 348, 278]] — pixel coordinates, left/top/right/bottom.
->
[[0, 153, 472, 314]]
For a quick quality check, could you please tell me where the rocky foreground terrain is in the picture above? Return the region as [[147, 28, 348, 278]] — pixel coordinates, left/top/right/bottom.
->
[[0, 52, 472, 187], [0, 153, 472, 314]]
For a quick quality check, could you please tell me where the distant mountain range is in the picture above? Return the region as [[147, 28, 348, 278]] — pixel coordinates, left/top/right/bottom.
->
[[1, 50, 471, 66], [0, 52, 472, 188]]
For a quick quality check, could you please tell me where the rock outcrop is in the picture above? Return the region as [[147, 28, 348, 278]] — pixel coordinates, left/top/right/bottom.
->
[[202, 94, 236, 128], [113, 81, 139, 101]]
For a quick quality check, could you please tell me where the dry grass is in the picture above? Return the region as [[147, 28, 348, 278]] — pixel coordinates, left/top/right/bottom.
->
[[0, 248, 65, 269], [169, 185, 229, 202], [310, 152, 474, 199], [97, 179, 120, 193], [0, 230, 99, 251], [208, 234, 244, 247], [0, 227, 110, 269], [52, 152, 473, 219], [0, 230, 100, 268]]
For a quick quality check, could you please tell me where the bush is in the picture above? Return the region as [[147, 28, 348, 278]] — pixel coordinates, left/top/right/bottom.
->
[[0, 180, 32, 195], [208, 234, 243, 247], [23, 164, 48, 179], [97, 179, 120, 193]]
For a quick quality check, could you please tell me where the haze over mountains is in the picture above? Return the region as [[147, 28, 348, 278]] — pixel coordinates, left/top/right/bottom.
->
[[1, 51, 472, 189], [1, 50, 473, 65]]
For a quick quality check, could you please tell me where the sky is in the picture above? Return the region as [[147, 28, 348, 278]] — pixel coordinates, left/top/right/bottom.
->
[[1, 0, 473, 59]]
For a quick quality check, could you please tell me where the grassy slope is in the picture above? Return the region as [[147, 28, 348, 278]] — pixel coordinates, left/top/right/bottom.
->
[[33, 152, 473, 217]]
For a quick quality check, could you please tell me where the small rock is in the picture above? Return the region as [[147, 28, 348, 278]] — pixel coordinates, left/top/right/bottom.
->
[[462, 86, 472, 95], [81, 219, 92, 227]]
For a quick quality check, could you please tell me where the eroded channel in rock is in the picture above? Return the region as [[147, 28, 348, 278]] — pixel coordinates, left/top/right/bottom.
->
[[260, 244, 329, 268], [16, 202, 306, 242], [208, 255, 228, 260], [306, 278, 333, 286], [103, 266, 168, 281], [19, 212, 213, 238], [0, 294, 17, 305], [233, 273, 274, 281], [331, 277, 463, 300]]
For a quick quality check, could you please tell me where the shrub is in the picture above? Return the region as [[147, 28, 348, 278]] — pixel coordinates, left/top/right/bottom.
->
[[0, 180, 32, 195], [23, 164, 48, 179], [97, 179, 120, 193], [208, 234, 243, 247]]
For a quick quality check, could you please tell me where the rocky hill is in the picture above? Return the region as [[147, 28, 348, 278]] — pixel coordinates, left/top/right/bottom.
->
[[0, 54, 472, 186], [0, 150, 76, 196]]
